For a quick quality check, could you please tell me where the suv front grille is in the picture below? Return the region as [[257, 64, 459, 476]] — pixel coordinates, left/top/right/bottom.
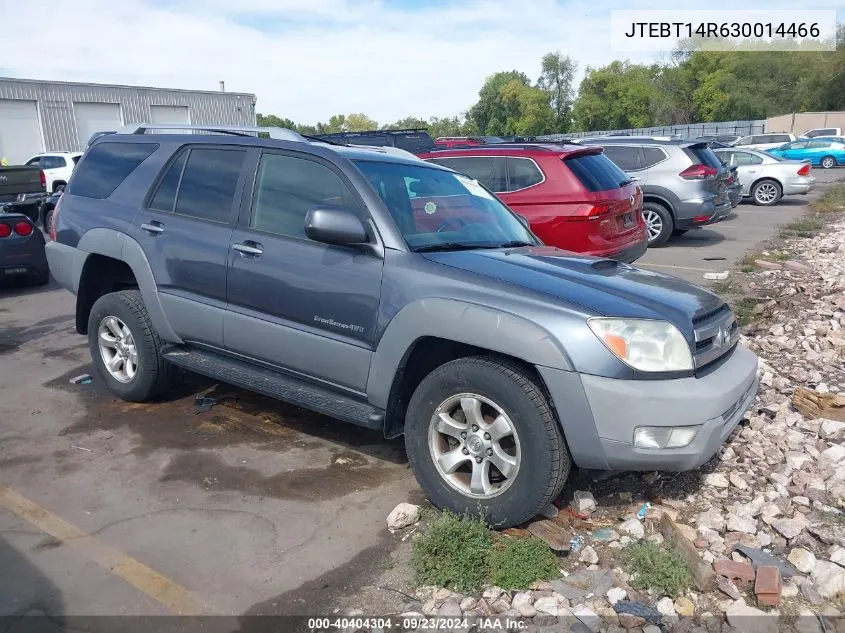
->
[[692, 304, 738, 369]]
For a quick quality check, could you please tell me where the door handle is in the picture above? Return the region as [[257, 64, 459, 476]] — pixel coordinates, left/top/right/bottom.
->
[[233, 242, 263, 256], [141, 222, 164, 234]]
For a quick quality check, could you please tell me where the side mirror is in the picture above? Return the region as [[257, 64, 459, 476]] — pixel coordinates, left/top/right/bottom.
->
[[304, 207, 368, 246], [516, 214, 530, 230]]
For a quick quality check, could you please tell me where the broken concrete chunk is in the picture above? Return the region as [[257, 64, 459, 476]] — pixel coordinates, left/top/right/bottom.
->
[[386, 502, 420, 530]]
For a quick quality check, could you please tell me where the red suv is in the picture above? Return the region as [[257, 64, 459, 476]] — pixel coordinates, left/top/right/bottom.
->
[[419, 144, 647, 262]]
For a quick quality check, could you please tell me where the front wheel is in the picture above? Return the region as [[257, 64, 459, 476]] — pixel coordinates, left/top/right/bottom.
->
[[642, 202, 674, 247], [87, 290, 174, 402], [820, 156, 836, 170], [404, 356, 570, 527]]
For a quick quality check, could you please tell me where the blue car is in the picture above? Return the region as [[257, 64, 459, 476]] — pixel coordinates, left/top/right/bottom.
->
[[767, 139, 845, 169]]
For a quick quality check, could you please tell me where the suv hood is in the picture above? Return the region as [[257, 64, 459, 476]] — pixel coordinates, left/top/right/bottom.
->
[[423, 246, 724, 340]]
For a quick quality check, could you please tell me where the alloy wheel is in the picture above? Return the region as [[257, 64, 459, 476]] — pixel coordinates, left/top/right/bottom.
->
[[428, 393, 521, 499], [97, 316, 139, 383], [754, 182, 778, 204], [644, 209, 663, 242]]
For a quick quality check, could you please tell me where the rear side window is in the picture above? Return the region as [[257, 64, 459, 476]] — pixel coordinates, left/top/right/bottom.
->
[[148, 151, 188, 212], [426, 156, 507, 192], [395, 134, 435, 153], [348, 134, 390, 147], [173, 149, 246, 223], [601, 145, 643, 171], [564, 152, 629, 192], [506, 158, 543, 190], [40, 156, 67, 169], [641, 147, 667, 168], [811, 129, 837, 136], [69, 142, 159, 199], [71, 155, 81, 165], [684, 145, 723, 169], [771, 135, 792, 143], [808, 140, 830, 148]]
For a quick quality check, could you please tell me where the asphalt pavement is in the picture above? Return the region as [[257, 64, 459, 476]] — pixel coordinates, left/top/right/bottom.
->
[[0, 168, 842, 620]]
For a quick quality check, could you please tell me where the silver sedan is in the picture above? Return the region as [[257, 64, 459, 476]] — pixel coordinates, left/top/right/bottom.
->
[[713, 148, 816, 206]]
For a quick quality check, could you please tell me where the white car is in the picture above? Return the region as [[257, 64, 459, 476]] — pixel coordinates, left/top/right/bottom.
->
[[25, 152, 83, 192], [731, 133, 796, 152], [714, 147, 816, 206], [802, 127, 842, 139]]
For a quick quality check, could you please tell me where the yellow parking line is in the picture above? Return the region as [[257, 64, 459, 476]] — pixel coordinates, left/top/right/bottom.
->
[[0, 486, 201, 615]]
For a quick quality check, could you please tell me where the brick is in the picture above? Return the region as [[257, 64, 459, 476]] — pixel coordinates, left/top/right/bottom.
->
[[755, 565, 782, 606], [713, 558, 756, 582]]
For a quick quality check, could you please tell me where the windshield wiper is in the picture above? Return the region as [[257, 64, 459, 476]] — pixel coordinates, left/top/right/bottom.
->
[[489, 241, 535, 249], [412, 243, 484, 253], [619, 178, 634, 187]]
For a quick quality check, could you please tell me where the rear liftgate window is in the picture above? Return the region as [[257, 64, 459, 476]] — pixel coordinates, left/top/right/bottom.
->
[[70, 142, 159, 199], [564, 153, 629, 192]]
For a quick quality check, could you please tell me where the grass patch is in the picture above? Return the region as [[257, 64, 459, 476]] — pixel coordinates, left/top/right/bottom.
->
[[779, 216, 824, 238], [489, 537, 560, 590], [622, 540, 691, 598], [710, 279, 733, 295], [732, 297, 765, 327], [811, 184, 845, 214], [411, 511, 492, 593]]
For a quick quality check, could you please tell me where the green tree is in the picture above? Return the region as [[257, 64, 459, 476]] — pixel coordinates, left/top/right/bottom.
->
[[499, 80, 557, 135], [256, 113, 299, 130], [427, 116, 473, 139], [383, 116, 428, 130], [468, 71, 532, 134], [537, 52, 576, 132], [572, 61, 660, 131], [344, 113, 378, 131]]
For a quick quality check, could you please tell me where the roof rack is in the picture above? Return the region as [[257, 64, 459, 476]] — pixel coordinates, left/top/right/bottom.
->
[[116, 123, 306, 142]]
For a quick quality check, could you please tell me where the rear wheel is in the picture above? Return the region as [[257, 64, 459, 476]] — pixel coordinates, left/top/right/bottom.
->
[[751, 179, 782, 206], [31, 267, 50, 286], [642, 202, 673, 247], [820, 156, 836, 170], [88, 290, 174, 402], [404, 356, 570, 527]]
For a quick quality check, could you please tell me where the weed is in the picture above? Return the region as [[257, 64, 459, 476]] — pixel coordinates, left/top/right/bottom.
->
[[710, 280, 733, 295], [411, 511, 492, 593], [622, 540, 691, 598], [811, 184, 845, 214], [732, 297, 765, 327], [489, 536, 560, 590], [779, 216, 824, 238]]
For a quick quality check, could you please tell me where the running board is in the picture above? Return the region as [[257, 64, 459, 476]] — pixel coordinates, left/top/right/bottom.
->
[[162, 347, 384, 431]]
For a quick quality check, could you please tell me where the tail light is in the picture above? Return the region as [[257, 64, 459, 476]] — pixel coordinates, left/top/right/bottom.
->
[[0, 223, 10, 238], [570, 204, 612, 221], [40, 170, 46, 189], [48, 193, 64, 241], [14, 221, 33, 237], [679, 165, 718, 180], [797, 164, 811, 176]]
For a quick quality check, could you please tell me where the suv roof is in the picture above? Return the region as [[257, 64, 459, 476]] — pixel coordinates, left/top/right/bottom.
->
[[95, 123, 432, 168], [578, 137, 703, 147]]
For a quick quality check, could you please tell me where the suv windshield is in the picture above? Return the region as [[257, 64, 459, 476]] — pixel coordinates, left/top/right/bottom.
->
[[353, 160, 537, 251]]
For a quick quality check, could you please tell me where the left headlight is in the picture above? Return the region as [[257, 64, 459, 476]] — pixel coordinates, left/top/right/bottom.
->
[[587, 317, 693, 372]]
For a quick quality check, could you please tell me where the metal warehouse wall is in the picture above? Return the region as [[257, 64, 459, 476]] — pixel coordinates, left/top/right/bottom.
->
[[766, 111, 845, 134], [0, 78, 257, 153]]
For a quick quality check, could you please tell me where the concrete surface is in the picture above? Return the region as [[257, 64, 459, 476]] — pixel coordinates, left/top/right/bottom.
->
[[637, 169, 843, 284], [0, 169, 842, 619]]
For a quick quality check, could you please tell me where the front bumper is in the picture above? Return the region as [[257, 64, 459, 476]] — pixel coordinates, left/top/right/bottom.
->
[[538, 344, 760, 471]]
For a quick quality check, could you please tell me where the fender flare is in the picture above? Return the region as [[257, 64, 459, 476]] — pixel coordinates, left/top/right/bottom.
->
[[366, 298, 573, 409], [77, 228, 181, 343]]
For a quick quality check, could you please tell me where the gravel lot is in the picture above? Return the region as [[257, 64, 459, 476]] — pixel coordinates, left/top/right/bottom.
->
[[0, 170, 842, 620]]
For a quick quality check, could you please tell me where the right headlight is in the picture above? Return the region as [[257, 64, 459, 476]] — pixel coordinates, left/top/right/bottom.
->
[[587, 317, 693, 372]]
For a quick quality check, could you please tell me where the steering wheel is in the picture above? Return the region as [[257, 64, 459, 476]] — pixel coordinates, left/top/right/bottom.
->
[[435, 217, 468, 233]]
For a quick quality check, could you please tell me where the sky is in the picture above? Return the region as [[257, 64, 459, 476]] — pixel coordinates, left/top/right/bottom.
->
[[0, 0, 843, 125]]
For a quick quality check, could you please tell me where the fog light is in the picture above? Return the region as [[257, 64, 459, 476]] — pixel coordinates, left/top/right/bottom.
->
[[634, 426, 698, 449]]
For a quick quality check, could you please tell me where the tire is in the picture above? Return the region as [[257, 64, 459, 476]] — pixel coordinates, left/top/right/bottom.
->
[[404, 356, 570, 528], [751, 179, 782, 206], [44, 209, 54, 233], [87, 290, 174, 402], [642, 201, 673, 247], [672, 229, 688, 236], [820, 156, 836, 170]]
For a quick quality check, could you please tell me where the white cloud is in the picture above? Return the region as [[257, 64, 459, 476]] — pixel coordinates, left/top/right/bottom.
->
[[0, 0, 841, 125]]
